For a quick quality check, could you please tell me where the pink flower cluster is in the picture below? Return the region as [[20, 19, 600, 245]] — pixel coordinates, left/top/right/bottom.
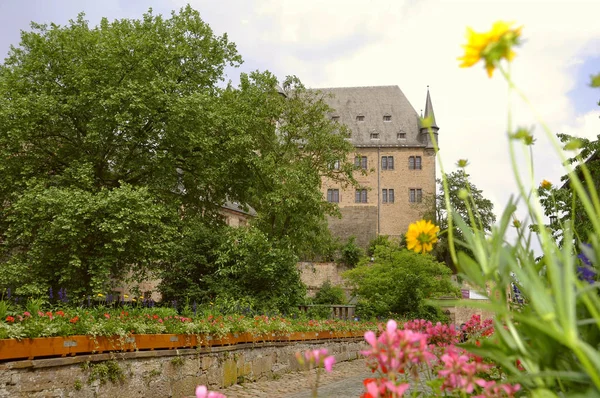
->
[[295, 348, 336, 372], [462, 314, 494, 339], [361, 320, 429, 397], [403, 319, 459, 347], [439, 346, 491, 393], [361, 317, 520, 397]]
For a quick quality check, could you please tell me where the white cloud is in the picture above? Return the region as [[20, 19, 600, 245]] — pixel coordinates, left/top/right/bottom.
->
[[178, 0, 600, 231]]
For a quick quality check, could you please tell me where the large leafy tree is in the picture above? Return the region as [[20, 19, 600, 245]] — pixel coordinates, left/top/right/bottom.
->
[[422, 169, 496, 272], [0, 7, 356, 299]]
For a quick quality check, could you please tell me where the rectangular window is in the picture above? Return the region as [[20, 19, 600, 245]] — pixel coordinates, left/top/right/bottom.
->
[[408, 156, 422, 170], [330, 160, 340, 170], [409, 188, 422, 203], [327, 189, 339, 203], [355, 156, 367, 170], [381, 156, 394, 170], [370, 133, 379, 140], [355, 189, 368, 203], [356, 115, 365, 122], [382, 189, 395, 203], [397, 132, 406, 139], [383, 115, 392, 122]]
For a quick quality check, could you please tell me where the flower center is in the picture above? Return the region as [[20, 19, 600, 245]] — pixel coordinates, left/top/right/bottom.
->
[[417, 232, 431, 244]]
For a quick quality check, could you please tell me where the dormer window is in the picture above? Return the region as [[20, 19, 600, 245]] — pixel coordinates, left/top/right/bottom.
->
[[356, 115, 365, 122], [331, 115, 340, 121], [397, 132, 406, 139], [370, 133, 380, 140], [383, 115, 392, 122]]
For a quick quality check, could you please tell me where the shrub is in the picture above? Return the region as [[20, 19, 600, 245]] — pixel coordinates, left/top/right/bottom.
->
[[313, 281, 346, 305], [340, 236, 364, 267], [343, 245, 458, 322]]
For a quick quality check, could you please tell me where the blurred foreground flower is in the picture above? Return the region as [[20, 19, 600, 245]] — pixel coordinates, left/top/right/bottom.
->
[[195, 385, 226, 398], [295, 348, 336, 372], [406, 220, 439, 254], [458, 21, 522, 77]]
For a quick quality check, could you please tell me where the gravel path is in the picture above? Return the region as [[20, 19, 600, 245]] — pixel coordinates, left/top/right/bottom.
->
[[216, 359, 372, 398]]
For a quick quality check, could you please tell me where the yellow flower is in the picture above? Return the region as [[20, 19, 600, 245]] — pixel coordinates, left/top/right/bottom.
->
[[123, 294, 129, 299], [458, 21, 522, 77], [406, 220, 440, 254], [97, 293, 104, 298], [540, 180, 552, 189]]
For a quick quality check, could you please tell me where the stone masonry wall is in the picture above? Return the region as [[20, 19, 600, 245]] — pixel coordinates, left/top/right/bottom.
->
[[440, 300, 495, 326], [0, 339, 365, 398], [297, 262, 352, 298]]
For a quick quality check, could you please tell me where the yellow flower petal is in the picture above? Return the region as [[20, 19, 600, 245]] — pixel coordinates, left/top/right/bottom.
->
[[406, 220, 439, 254], [458, 21, 522, 78]]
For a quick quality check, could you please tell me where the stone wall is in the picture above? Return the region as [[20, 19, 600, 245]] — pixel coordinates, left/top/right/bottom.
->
[[439, 300, 495, 326], [0, 339, 365, 398], [326, 206, 378, 249], [297, 262, 352, 298]]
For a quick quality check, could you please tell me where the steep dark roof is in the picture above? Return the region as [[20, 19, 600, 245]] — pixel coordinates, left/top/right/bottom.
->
[[424, 88, 438, 129], [316, 86, 424, 148]]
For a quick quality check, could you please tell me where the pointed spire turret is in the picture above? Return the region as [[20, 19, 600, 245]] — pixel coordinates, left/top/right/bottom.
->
[[419, 86, 439, 149], [424, 86, 438, 129]]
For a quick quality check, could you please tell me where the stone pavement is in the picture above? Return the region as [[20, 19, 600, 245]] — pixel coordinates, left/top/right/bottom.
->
[[216, 359, 372, 398]]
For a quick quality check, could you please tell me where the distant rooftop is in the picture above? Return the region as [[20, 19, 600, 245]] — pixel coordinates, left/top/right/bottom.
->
[[314, 85, 425, 147]]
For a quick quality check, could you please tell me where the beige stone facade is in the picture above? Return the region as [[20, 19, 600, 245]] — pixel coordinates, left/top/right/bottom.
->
[[318, 86, 439, 248]]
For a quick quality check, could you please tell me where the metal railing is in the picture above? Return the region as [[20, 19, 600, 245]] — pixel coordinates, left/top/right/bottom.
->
[[297, 305, 356, 320]]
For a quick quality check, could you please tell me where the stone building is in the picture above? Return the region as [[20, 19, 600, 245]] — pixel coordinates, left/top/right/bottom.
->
[[319, 86, 439, 248]]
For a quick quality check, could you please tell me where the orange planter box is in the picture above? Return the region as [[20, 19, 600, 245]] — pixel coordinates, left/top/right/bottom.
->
[[0, 335, 94, 361], [0, 330, 369, 361], [134, 334, 195, 350]]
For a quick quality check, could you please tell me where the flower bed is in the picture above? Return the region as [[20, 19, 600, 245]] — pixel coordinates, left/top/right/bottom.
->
[[0, 307, 371, 361]]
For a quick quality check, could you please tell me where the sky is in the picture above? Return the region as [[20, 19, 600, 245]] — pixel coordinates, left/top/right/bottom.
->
[[1, 0, 599, 237]]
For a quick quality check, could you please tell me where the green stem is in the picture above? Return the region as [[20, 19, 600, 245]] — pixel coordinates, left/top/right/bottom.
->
[[426, 127, 457, 267]]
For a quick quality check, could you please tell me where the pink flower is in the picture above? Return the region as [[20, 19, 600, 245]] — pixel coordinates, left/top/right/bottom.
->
[[195, 385, 226, 398], [324, 355, 335, 372], [23, 312, 31, 318], [296, 349, 336, 373], [104, 313, 110, 319], [438, 346, 490, 394], [364, 378, 409, 397], [364, 330, 377, 347]]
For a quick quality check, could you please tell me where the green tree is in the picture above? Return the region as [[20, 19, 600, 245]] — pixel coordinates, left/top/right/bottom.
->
[[422, 169, 496, 272], [539, 77, 600, 246], [343, 245, 459, 321], [0, 7, 356, 298], [209, 227, 306, 313]]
